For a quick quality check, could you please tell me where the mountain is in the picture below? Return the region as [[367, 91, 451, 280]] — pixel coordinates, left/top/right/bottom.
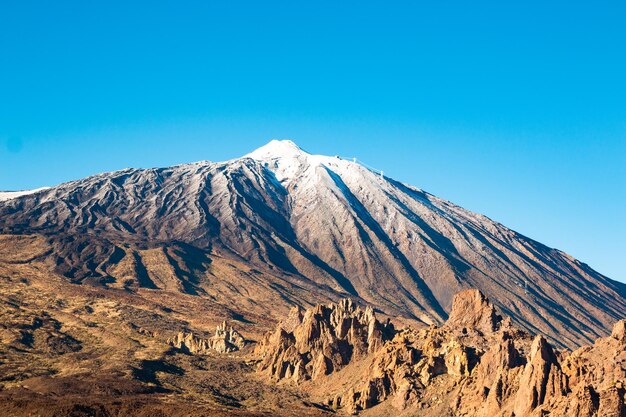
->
[[0, 139, 624, 349]]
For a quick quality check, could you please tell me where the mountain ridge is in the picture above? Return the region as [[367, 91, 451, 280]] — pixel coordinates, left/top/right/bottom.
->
[[0, 139, 624, 348]]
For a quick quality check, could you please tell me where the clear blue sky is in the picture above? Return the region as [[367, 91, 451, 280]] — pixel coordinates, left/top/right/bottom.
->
[[1, 1, 624, 282]]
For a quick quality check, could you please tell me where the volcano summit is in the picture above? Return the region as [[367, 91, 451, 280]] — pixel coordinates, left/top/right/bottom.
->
[[0, 140, 624, 348]]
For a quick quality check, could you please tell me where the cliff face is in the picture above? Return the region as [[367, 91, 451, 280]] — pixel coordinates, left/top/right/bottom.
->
[[255, 299, 394, 383], [255, 289, 626, 416]]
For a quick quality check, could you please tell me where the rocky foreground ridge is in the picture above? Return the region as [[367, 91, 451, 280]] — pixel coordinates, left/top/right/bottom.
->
[[255, 289, 626, 416], [0, 251, 623, 417]]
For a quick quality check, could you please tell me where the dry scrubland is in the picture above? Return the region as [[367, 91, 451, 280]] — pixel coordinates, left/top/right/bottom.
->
[[0, 235, 624, 416]]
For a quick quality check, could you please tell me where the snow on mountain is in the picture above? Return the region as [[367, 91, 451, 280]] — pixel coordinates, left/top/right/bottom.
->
[[0, 187, 50, 202], [0, 140, 624, 348]]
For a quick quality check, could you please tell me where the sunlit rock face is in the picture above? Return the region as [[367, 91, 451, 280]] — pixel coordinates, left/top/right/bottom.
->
[[255, 290, 626, 416], [255, 299, 394, 384]]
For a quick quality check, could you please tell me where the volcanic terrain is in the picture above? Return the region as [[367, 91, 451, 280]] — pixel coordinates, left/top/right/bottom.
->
[[0, 140, 624, 416]]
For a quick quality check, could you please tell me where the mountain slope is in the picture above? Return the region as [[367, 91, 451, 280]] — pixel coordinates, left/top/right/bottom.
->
[[0, 140, 623, 348]]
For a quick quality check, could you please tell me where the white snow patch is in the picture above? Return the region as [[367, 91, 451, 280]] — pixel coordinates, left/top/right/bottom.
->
[[0, 187, 50, 202], [244, 139, 366, 184], [244, 139, 306, 160]]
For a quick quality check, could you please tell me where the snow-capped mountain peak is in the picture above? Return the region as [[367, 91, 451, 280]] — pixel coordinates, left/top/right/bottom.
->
[[244, 139, 349, 183], [245, 139, 307, 161], [0, 140, 624, 348]]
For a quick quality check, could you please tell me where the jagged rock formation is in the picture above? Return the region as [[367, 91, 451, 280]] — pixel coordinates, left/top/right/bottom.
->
[[168, 321, 246, 354], [444, 288, 501, 334], [256, 289, 626, 416], [0, 140, 624, 348], [255, 299, 394, 383]]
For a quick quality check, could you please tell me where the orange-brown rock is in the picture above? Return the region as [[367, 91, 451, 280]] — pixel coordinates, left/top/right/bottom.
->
[[512, 335, 567, 416], [256, 290, 626, 416], [168, 321, 246, 354], [255, 299, 394, 383], [444, 288, 502, 334]]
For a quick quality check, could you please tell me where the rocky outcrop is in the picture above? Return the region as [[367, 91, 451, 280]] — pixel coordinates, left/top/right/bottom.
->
[[444, 289, 502, 334], [553, 319, 626, 417], [512, 335, 566, 416], [256, 290, 626, 416], [168, 321, 246, 354], [328, 329, 480, 414], [255, 299, 394, 383], [612, 319, 626, 343]]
